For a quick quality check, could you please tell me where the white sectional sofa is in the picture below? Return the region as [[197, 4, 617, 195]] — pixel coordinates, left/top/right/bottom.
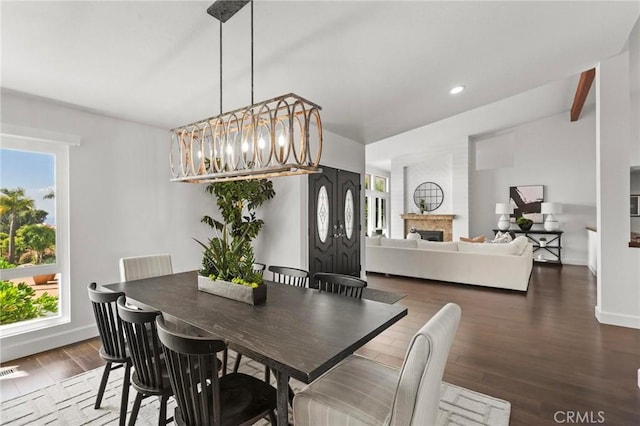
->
[[366, 236, 533, 291]]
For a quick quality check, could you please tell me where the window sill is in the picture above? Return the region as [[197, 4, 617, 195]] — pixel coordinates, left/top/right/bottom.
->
[[0, 314, 70, 339]]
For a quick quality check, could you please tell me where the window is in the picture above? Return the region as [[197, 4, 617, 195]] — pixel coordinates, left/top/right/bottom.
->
[[374, 176, 387, 192], [365, 172, 389, 237], [0, 126, 75, 337]]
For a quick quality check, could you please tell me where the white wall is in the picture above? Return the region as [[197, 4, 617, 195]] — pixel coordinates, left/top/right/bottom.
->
[[0, 90, 213, 361], [253, 130, 365, 276], [629, 17, 640, 166], [596, 51, 640, 329], [470, 109, 596, 265], [389, 141, 469, 240]]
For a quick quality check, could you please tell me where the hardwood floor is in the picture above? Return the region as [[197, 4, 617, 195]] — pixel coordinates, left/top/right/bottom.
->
[[2, 265, 639, 425]]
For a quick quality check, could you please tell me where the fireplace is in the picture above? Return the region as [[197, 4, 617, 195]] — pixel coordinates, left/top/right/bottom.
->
[[417, 230, 443, 241], [401, 214, 455, 242]]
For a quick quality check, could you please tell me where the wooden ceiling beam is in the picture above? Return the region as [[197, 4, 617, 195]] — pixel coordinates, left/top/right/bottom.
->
[[570, 68, 596, 122]]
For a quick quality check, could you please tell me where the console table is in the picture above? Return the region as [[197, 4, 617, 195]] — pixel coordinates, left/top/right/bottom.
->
[[493, 229, 563, 265]]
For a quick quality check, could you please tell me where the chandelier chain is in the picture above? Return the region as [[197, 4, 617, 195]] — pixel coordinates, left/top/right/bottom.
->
[[219, 19, 223, 116], [251, 0, 254, 105]]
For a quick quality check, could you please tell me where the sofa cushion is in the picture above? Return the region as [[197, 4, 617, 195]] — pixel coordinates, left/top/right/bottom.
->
[[366, 236, 382, 246], [458, 235, 528, 256], [380, 238, 418, 249], [459, 235, 486, 243], [510, 236, 529, 255], [416, 240, 458, 251], [492, 231, 513, 243]]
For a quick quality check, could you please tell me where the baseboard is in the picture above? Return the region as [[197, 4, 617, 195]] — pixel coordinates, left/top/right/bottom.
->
[[0, 324, 98, 363], [563, 258, 587, 266], [595, 306, 640, 329]]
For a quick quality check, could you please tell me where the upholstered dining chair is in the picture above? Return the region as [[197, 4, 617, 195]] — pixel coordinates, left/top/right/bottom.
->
[[119, 254, 173, 282], [87, 283, 131, 426], [293, 303, 462, 426], [116, 296, 173, 426], [268, 265, 310, 287], [312, 272, 367, 299], [156, 315, 278, 426]]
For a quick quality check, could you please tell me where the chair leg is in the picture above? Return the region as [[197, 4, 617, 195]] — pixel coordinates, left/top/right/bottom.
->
[[268, 410, 277, 425], [158, 394, 169, 426], [128, 392, 143, 426], [119, 363, 131, 426], [222, 348, 228, 376], [95, 362, 112, 409], [233, 353, 243, 373], [288, 384, 295, 406], [264, 365, 271, 384]]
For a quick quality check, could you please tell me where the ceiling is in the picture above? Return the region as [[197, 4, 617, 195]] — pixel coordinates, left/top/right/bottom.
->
[[1, 1, 638, 145]]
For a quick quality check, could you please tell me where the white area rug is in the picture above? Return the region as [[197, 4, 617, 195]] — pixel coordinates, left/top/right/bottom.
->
[[1, 354, 510, 425]]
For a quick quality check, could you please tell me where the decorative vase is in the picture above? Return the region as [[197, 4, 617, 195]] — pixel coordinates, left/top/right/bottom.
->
[[197, 275, 266, 305], [517, 219, 533, 231], [518, 222, 533, 231]]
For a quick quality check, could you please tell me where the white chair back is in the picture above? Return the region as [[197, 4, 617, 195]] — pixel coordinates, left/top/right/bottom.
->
[[119, 254, 173, 282], [387, 303, 461, 426]]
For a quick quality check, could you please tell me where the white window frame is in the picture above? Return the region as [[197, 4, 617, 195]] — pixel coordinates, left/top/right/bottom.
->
[[0, 124, 78, 338], [365, 174, 390, 237]]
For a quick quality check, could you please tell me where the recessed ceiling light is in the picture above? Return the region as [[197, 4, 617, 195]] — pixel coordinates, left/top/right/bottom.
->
[[450, 85, 465, 95]]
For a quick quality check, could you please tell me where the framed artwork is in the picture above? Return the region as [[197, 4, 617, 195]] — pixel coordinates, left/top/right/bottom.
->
[[510, 185, 544, 223]]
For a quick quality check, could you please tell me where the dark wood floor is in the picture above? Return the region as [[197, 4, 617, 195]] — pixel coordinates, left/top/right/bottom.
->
[[2, 265, 639, 425]]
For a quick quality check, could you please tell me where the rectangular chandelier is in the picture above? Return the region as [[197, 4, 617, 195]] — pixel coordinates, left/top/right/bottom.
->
[[170, 93, 322, 183], [170, 1, 323, 184]]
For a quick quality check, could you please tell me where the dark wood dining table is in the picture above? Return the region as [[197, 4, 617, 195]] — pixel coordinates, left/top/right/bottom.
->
[[103, 270, 407, 425]]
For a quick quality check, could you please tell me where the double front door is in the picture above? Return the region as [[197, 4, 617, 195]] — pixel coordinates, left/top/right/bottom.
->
[[309, 166, 361, 282]]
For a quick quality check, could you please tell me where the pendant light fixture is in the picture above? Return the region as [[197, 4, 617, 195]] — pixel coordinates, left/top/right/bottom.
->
[[170, 0, 323, 183]]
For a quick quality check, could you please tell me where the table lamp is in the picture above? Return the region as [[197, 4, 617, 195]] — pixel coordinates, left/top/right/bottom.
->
[[495, 203, 512, 231], [541, 202, 562, 231]]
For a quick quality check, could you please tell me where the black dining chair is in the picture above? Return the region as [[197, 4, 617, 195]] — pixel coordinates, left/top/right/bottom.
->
[[313, 272, 367, 299], [116, 296, 173, 426], [87, 282, 131, 426], [156, 315, 277, 426], [268, 265, 309, 287]]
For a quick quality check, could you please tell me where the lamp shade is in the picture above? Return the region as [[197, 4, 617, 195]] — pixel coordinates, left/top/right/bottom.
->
[[541, 202, 563, 215], [495, 203, 512, 215]]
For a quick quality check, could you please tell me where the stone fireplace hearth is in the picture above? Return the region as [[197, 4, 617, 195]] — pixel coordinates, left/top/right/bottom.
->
[[401, 214, 455, 242]]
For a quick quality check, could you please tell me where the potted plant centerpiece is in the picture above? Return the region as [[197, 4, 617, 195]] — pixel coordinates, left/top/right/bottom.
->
[[195, 180, 275, 305]]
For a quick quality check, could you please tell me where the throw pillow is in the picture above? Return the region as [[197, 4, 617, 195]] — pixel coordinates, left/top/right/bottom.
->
[[510, 236, 529, 256], [460, 235, 486, 243], [492, 231, 513, 243], [406, 232, 422, 240]]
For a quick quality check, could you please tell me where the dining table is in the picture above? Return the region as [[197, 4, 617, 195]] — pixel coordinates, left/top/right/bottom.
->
[[103, 270, 407, 425]]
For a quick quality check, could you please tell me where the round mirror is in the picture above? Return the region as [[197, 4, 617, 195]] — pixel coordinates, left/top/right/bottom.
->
[[413, 182, 444, 212]]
